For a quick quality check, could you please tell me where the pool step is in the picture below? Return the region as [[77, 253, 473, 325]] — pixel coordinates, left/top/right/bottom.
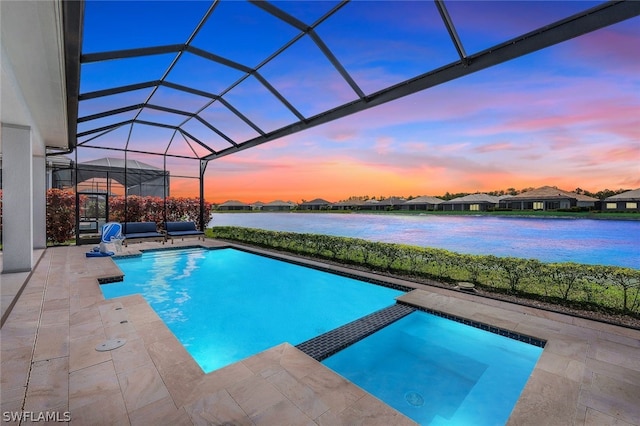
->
[[296, 303, 415, 361]]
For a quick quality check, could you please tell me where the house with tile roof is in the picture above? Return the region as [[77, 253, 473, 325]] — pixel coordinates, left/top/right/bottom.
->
[[299, 198, 333, 210], [369, 197, 406, 210], [363, 199, 381, 209], [440, 194, 501, 211], [217, 200, 251, 211], [250, 201, 265, 211], [263, 200, 296, 211], [330, 199, 368, 211], [603, 189, 640, 211], [349, 197, 406, 211], [401, 196, 445, 211], [500, 186, 598, 210]]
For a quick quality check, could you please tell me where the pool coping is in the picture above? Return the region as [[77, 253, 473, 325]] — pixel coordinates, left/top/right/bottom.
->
[[2, 240, 639, 425]]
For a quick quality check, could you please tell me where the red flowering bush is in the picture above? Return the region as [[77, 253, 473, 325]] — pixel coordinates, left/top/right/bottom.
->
[[108, 195, 164, 224], [109, 195, 212, 229], [164, 197, 212, 229], [46, 189, 76, 244]]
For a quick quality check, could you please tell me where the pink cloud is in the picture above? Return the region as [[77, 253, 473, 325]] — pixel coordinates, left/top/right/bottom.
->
[[565, 22, 640, 76], [474, 142, 526, 154]]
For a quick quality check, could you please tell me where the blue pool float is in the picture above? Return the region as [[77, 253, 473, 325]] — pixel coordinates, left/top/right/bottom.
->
[[85, 246, 114, 257]]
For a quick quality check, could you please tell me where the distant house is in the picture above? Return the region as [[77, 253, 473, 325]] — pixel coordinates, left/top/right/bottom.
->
[[401, 196, 444, 211], [263, 200, 296, 211], [603, 189, 640, 212], [299, 198, 332, 210], [331, 199, 367, 210], [363, 199, 381, 210], [217, 200, 251, 211], [250, 201, 265, 211], [377, 197, 406, 210], [500, 186, 598, 210], [440, 194, 500, 211], [358, 197, 406, 211]]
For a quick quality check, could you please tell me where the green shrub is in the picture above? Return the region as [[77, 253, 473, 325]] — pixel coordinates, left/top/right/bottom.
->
[[541, 263, 588, 301], [599, 266, 640, 313]]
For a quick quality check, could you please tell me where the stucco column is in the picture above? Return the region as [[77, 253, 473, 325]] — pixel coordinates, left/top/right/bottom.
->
[[33, 154, 46, 249], [1, 123, 33, 272]]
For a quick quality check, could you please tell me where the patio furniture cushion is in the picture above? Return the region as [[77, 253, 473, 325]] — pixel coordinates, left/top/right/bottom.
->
[[125, 231, 164, 239], [164, 221, 204, 242], [122, 222, 165, 243], [165, 221, 204, 236]]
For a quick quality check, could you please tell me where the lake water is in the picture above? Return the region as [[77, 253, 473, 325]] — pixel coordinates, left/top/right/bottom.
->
[[208, 213, 639, 268]]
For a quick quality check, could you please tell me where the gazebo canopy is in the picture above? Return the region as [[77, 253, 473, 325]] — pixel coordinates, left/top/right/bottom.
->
[[76, 157, 169, 197]]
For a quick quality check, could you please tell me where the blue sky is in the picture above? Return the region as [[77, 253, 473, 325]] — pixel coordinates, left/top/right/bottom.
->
[[77, 1, 640, 202]]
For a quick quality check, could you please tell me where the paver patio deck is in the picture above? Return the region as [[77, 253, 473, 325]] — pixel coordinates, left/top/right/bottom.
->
[[1, 240, 639, 425]]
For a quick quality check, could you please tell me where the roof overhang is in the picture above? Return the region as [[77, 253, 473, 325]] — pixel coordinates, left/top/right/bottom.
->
[[0, 0, 81, 152]]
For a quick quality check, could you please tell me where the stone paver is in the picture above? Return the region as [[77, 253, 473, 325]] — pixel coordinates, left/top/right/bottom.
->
[[1, 241, 639, 425]]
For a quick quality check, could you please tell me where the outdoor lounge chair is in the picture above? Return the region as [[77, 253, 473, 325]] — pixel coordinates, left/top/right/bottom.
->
[[164, 221, 205, 243], [122, 222, 165, 246]]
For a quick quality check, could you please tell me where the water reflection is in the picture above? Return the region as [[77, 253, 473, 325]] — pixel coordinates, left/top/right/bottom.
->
[[209, 213, 639, 268], [144, 253, 179, 305], [175, 250, 205, 280], [143, 250, 206, 323]]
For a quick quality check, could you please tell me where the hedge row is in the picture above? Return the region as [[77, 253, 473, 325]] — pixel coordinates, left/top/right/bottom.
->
[[208, 226, 640, 316]]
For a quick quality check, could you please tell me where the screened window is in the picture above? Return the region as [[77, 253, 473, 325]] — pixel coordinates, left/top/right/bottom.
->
[[607, 203, 617, 209], [626, 202, 637, 209]]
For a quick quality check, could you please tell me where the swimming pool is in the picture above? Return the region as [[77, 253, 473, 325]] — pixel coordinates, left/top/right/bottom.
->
[[101, 247, 404, 372], [322, 311, 544, 425]]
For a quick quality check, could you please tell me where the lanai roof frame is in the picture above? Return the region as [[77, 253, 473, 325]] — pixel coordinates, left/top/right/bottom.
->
[[72, 1, 640, 161], [61, 0, 640, 231]]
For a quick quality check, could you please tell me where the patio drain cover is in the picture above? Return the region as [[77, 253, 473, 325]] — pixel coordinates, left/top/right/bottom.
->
[[95, 338, 127, 352]]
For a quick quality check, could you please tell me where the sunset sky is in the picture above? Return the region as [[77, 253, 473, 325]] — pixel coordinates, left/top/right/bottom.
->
[[77, 1, 640, 203]]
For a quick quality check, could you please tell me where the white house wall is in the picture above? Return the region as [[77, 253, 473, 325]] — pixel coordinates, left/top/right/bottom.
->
[[1, 0, 68, 272], [1, 124, 34, 272]]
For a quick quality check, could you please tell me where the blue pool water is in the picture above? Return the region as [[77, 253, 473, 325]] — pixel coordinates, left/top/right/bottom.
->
[[323, 311, 543, 425], [101, 247, 403, 372]]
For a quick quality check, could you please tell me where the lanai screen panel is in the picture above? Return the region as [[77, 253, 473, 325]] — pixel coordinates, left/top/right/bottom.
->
[[75, 0, 640, 162]]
